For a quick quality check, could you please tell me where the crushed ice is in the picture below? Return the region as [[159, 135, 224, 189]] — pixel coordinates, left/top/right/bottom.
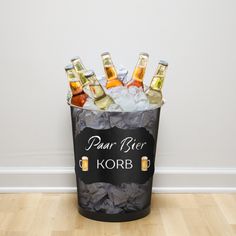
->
[[81, 67, 161, 112]]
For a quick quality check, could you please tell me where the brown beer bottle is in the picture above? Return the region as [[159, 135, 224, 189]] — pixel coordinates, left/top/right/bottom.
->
[[127, 53, 149, 89], [101, 52, 124, 89], [146, 60, 168, 105], [65, 65, 88, 107], [84, 70, 115, 110]]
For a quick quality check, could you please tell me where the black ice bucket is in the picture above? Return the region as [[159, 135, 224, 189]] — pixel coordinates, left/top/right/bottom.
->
[[70, 105, 161, 222]]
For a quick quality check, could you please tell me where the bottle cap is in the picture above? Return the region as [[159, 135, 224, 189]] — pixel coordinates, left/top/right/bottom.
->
[[84, 70, 95, 78], [64, 64, 74, 71], [140, 52, 149, 58], [71, 56, 81, 62], [101, 52, 110, 57], [159, 60, 168, 66]]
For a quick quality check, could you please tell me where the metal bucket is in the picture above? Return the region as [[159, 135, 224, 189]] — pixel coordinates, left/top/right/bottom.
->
[[70, 105, 161, 222]]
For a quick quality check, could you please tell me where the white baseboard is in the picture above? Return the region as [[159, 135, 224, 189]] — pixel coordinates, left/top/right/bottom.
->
[[0, 152, 74, 167], [0, 167, 236, 193], [152, 187, 236, 193], [1, 187, 236, 193]]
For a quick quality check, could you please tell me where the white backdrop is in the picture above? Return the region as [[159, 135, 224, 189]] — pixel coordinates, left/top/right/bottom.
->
[[0, 0, 236, 192]]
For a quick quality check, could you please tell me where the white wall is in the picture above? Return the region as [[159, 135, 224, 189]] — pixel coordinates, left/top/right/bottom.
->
[[0, 0, 236, 192]]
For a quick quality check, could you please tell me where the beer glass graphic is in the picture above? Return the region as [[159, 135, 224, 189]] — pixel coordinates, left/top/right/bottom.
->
[[79, 156, 89, 171], [141, 156, 150, 171]]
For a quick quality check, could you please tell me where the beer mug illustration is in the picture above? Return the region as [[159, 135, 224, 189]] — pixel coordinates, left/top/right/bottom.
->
[[79, 156, 89, 171], [141, 156, 150, 171]]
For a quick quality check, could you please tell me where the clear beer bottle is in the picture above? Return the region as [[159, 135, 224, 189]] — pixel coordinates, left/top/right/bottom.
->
[[84, 70, 115, 110], [146, 60, 168, 105]]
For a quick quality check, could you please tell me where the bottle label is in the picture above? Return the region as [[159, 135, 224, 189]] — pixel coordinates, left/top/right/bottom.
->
[[74, 127, 155, 185]]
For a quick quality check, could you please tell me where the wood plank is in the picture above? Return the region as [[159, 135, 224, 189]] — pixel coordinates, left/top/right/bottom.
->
[[213, 194, 236, 224], [160, 208, 189, 236], [0, 194, 235, 236]]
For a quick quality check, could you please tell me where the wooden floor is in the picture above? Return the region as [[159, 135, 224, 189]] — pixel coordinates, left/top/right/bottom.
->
[[0, 194, 236, 236]]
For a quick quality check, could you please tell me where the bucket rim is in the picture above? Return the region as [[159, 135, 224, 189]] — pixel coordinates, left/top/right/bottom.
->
[[67, 99, 165, 113]]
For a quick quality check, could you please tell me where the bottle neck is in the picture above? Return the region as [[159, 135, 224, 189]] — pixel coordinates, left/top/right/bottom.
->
[[79, 71, 90, 86], [136, 55, 148, 68], [87, 75, 106, 100], [150, 75, 164, 91], [73, 60, 86, 72], [66, 69, 83, 95], [90, 85, 107, 100], [66, 69, 76, 80], [102, 55, 114, 67], [131, 55, 148, 82], [102, 56, 120, 88]]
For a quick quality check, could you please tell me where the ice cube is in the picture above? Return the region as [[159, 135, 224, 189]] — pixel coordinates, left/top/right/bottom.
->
[[105, 83, 158, 112], [127, 86, 143, 95], [115, 94, 137, 112], [105, 85, 125, 98], [117, 65, 128, 82], [86, 74, 161, 112], [98, 76, 106, 87], [67, 90, 72, 103], [83, 98, 99, 111], [108, 103, 123, 112]]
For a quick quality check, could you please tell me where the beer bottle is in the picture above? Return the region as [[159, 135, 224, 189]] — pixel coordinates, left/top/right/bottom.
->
[[71, 57, 97, 98], [65, 65, 88, 107], [127, 53, 149, 89], [77, 70, 96, 98], [71, 57, 89, 86], [101, 52, 124, 89], [84, 70, 115, 110], [146, 60, 168, 105]]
